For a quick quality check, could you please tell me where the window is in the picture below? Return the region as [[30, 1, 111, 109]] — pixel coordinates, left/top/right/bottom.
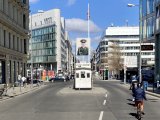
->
[[17, 37, 19, 51], [13, 35, 15, 50], [76, 73, 79, 78], [2, 0, 5, 11], [4, 30, 6, 47], [142, 0, 147, 16], [87, 73, 90, 78], [24, 39, 27, 54], [142, 19, 147, 39], [147, 0, 154, 14], [81, 71, 85, 78], [22, 0, 26, 4], [9, 32, 11, 48], [23, 14, 26, 29], [147, 17, 154, 38]]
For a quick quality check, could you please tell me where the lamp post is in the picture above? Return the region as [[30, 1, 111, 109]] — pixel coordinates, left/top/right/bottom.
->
[[127, 3, 139, 7], [127, 3, 142, 83], [30, 12, 33, 87]]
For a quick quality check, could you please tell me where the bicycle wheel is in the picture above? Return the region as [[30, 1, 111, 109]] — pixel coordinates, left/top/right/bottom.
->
[[137, 110, 141, 120], [137, 103, 142, 120]]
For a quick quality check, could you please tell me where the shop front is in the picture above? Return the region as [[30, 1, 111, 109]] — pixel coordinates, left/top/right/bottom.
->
[[0, 52, 27, 85]]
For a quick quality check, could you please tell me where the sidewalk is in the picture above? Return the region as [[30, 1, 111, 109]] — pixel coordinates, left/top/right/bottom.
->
[[119, 80, 160, 98], [0, 83, 46, 102], [145, 84, 160, 98]]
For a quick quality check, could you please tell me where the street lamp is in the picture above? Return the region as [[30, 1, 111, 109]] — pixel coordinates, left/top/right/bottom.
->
[[127, 3, 139, 7], [30, 12, 33, 87], [127, 3, 142, 83]]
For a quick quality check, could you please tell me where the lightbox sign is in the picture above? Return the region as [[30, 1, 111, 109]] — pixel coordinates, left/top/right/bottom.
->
[[141, 45, 153, 51]]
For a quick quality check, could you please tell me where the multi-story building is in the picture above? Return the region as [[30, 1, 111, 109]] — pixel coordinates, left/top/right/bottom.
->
[[155, 0, 160, 80], [65, 31, 73, 75], [96, 26, 155, 79], [0, 0, 29, 84], [28, 9, 68, 74], [90, 51, 96, 71], [139, 0, 160, 83]]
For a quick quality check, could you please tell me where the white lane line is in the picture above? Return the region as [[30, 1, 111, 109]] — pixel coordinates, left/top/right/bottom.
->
[[103, 100, 106, 105], [99, 111, 104, 120], [105, 94, 108, 98]]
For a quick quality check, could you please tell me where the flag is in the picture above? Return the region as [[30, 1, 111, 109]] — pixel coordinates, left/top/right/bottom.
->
[[87, 3, 90, 20]]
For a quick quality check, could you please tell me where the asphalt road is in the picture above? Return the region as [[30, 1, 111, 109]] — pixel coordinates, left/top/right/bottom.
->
[[0, 80, 160, 120]]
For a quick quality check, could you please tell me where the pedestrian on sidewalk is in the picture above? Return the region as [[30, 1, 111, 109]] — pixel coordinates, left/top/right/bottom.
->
[[129, 75, 138, 90], [18, 74, 22, 86], [22, 77, 27, 87]]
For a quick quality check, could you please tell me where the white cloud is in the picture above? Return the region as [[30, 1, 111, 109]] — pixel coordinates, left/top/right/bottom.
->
[[67, 0, 76, 6], [66, 18, 101, 33], [29, 0, 40, 4], [91, 36, 101, 43]]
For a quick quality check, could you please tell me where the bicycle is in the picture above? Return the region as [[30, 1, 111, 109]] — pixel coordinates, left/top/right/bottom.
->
[[137, 102, 142, 120]]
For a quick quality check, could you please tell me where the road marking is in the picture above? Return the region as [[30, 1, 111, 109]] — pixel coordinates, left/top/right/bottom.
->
[[99, 111, 104, 120], [105, 94, 107, 98], [103, 100, 106, 105]]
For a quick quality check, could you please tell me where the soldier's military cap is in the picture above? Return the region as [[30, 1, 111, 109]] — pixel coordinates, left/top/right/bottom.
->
[[80, 39, 87, 43]]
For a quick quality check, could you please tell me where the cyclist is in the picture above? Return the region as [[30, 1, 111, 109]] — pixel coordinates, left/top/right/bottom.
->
[[134, 83, 147, 115]]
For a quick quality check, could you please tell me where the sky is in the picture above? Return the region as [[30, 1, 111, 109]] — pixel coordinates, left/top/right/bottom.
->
[[29, 0, 139, 50]]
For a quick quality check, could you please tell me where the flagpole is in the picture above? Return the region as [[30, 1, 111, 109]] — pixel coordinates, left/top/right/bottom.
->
[[88, 3, 90, 39], [87, 3, 90, 62]]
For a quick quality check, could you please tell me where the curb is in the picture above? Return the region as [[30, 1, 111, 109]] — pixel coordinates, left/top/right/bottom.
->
[[0, 85, 46, 102], [145, 91, 160, 98]]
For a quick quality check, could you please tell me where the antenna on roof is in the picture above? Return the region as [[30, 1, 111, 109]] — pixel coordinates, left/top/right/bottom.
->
[[126, 20, 128, 26], [111, 23, 114, 27]]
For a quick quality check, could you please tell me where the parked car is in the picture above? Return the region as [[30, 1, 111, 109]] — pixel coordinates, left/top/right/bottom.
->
[[49, 76, 66, 82], [49, 77, 54, 82]]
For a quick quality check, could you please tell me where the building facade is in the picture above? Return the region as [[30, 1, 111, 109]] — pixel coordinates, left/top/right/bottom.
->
[[28, 9, 69, 75], [0, 0, 29, 85], [65, 31, 73, 75], [155, 0, 160, 81], [96, 26, 155, 78], [139, 0, 160, 82]]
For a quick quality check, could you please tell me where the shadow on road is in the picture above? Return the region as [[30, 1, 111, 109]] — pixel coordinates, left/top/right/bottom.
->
[[127, 103, 135, 107], [127, 98, 132, 101], [129, 113, 137, 118]]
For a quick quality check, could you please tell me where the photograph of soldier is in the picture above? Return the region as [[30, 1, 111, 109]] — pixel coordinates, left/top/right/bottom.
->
[[77, 39, 89, 55]]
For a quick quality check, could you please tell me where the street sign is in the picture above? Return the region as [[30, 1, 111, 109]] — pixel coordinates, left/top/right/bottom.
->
[[141, 45, 153, 51]]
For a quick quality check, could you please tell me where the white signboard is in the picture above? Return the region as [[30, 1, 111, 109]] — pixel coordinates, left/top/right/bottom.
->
[[124, 56, 137, 67], [76, 63, 91, 68]]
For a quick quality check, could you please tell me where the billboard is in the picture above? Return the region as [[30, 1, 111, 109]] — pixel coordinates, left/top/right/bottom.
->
[[124, 56, 137, 67], [76, 38, 90, 56]]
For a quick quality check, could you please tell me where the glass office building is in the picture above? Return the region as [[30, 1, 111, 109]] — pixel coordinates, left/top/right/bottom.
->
[[28, 9, 68, 76], [155, 0, 160, 80], [29, 24, 57, 71], [139, 0, 160, 83], [140, 0, 155, 41]]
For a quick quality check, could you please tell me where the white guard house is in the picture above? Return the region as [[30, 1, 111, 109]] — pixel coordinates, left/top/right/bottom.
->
[[75, 63, 92, 89]]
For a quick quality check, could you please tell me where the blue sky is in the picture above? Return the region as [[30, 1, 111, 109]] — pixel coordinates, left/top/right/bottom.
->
[[30, 0, 139, 50]]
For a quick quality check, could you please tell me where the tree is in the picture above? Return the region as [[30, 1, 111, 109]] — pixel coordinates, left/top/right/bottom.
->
[[108, 41, 123, 78]]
